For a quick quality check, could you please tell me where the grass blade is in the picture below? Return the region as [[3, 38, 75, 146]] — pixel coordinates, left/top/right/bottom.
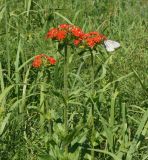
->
[[54, 12, 73, 24], [126, 109, 148, 160]]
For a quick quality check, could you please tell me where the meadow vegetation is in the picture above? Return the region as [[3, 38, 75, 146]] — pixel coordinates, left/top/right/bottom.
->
[[0, 0, 148, 159]]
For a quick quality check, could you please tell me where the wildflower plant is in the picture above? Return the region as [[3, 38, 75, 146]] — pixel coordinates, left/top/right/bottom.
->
[[1, 1, 147, 160], [32, 54, 56, 132], [32, 23, 120, 156]]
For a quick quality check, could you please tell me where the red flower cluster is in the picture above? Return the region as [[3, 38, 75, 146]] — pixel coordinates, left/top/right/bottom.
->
[[32, 54, 56, 68], [47, 24, 84, 41], [46, 24, 107, 49], [82, 32, 107, 48]]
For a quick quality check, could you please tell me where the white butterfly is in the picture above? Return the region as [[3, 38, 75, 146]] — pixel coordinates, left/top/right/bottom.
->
[[104, 40, 120, 52]]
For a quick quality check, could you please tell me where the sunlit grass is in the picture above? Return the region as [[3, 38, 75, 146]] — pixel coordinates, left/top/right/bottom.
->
[[0, 0, 148, 159]]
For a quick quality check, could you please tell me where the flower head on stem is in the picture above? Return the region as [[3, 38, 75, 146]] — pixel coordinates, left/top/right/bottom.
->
[[32, 54, 56, 68]]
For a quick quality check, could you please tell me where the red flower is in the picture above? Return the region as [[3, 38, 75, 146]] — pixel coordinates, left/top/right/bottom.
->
[[56, 30, 67, 41], [99, 34, 107, 41], [83, 33, 91, 39], [59, 24, 70, 30], [82, 32, 107, 48], [32, 54, 56, 68], [46, 24, 107, 49], [47, 28, 58, 39], [47, 57, 56, 65], [32, 55, 42, 68], [71, 26, 84, 38], [73, 39, 81, 46], [47, 27, 67, 41], [86, 38, 95, 48], [93, 36, 102, 43]]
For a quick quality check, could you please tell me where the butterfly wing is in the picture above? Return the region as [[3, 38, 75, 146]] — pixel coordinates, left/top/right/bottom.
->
[[104, 40, 120, 52], [104, 40, 115, 52], [109, 40, 120, 49]]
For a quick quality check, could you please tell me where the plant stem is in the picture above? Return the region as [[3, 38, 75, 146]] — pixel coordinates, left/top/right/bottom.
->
[[40, 70, 46, 133], [5, 0, 10, 77], [90, 51, 94, 91], [64, 45, 69, 152], [90, 51, 95, 160]]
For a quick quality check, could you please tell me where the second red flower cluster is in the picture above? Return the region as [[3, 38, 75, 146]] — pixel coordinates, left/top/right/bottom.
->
[[32, 54, 56, 68]]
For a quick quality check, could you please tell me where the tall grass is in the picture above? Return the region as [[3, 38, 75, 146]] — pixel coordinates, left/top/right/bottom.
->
[[0, 0, 148, 159]]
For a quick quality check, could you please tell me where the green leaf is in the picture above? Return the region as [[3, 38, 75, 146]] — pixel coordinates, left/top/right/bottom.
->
[[54, 12, 73, 24], [0, 6, 5, 22], [126, 109, 148, 160], [38, 154, 56, 160], [0, 85, 14, 102], [0, 113, 11, 135]]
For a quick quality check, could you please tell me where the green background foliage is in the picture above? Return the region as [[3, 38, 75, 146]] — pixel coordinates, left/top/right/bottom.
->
[[0, 0, 147, 159]]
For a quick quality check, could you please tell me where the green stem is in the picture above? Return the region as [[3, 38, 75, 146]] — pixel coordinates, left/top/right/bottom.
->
[[64, 45, 69, 152], [90, 51, 95, 160], [39, 70, 46, 132], [5, 0, 10, 77], [90, 51, 94, 91]]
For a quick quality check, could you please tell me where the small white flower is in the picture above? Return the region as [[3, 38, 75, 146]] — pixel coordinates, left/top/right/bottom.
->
[[104, 40, 120, 52]]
